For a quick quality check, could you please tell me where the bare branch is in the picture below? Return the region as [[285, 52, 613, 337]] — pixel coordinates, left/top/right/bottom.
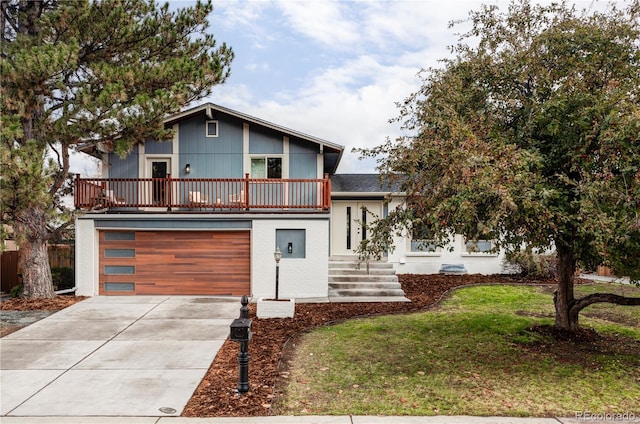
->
[[48, 143, 69, 196], [1, 0, 19, 38], [572, 292, 640, 314]]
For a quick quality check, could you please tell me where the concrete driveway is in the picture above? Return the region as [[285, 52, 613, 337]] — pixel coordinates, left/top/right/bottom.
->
[[1, 296, 239, 417]]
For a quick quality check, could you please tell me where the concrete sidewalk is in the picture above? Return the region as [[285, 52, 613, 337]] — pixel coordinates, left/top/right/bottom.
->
[[0, 415, 628, 423], [579, 273, 631, 285], [1, 296, 239, 417]]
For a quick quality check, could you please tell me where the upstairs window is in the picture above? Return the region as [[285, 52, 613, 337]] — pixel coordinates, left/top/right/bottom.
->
[[206, 120, 218, 137], [251, 157, 282, 178]]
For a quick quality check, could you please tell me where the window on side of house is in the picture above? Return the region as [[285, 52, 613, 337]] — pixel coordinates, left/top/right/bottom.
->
[[410, 239, 441, 253], [206, 120, 218, 137], [464, 239, 495, 254], [408, 219, 441, 254], [251, 157, 282, 178]]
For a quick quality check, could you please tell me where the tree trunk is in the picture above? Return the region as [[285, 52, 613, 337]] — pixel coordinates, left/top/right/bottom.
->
[[554, 244, 579, 331], [16, 207, 55, 299]]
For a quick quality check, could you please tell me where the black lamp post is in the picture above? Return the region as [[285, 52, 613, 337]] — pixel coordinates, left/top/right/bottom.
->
[[274, 246, 282, 300]]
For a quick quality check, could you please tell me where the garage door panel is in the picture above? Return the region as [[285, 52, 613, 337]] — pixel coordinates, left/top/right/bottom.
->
[[133, 281, 243, 296], [99, 230, 250, 295]]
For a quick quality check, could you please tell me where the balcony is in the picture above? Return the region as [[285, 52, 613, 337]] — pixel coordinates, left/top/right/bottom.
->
[[74, 174, 331, 213]]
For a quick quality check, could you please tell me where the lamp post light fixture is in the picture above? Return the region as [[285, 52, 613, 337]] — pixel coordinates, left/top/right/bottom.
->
[[274, 246, 281, 300]]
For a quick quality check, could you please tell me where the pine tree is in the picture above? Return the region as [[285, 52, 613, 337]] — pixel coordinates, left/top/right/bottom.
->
[[1, 0, 233, 298]]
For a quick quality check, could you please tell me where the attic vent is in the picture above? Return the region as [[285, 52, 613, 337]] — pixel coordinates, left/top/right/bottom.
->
[[206, 120, 218, 137]]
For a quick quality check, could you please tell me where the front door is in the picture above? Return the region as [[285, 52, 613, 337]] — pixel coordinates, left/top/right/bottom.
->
[[331, 200, 383, 255], [151, 160, 168, 205], [145, 158, 171, 207]]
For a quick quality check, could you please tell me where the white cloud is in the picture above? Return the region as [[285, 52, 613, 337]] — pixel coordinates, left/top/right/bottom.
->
[[245, 62, 270, 72], [211, 0, 625, 174], [78, 0, 627, 178], [213, 0, 277, 49], [359, 1, 459, 49], [214, 0, 268, 31], [208, 0, 475, 172], [225, 51, 421, 172], [276, 1, 360, 48]]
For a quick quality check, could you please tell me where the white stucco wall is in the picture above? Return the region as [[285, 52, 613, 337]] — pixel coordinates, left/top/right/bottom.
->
[[75, 217, 99, 296], [75, 215, 329, 298], [385, 197, 507, 275], [388, 234, 507, 275], [251, 218, 329, 299]]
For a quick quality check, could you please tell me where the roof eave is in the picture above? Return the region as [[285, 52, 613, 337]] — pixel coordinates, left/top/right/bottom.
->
[[332, 191, 405, 197], [164, 102, 345, 154]]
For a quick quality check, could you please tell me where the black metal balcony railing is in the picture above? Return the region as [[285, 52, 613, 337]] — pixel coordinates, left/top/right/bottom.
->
[[74, 173, 331, 212]]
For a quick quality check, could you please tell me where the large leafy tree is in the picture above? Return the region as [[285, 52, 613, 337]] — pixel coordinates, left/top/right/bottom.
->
[[358, 0, 640, 331], [1, 0, 233, 298]]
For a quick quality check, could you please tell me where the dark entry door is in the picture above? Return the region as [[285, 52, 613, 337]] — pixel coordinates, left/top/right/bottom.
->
[[151, 160, 168, 205]]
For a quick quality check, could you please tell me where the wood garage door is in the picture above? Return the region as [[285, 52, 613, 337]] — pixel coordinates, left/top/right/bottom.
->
[[99, 230, 250, 295]]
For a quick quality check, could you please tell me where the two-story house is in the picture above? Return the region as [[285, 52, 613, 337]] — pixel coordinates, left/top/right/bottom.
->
[[74, 103, 505, 300]]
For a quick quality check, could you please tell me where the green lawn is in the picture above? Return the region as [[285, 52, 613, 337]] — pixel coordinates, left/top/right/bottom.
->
[[275, 284, 640, 417]]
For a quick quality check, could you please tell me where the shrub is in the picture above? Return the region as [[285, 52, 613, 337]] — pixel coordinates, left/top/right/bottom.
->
[[9, 283, 23, 298], [51, 266, 75, 290], [504, 250, 556, 278]]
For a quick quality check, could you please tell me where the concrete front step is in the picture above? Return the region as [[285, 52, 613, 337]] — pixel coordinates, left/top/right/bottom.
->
[[329, 288, 407, 297], [329, 295, 410, 303], [327, 257, 407, 302], [329, 262, 394, 270], [329, 282, 402, 290], [329, 255, 366, 261], [328, 268, 396, 276], [329, 275, 399, 283]]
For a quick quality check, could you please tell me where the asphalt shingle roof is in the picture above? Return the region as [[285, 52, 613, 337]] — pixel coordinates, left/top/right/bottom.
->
[[330, 174, 404, 193]]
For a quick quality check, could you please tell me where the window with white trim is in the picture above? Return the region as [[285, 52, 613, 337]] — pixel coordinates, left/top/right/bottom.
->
[[464, 239, 495, 254], [251, 157, 282, 178], [407, 217, 442, 253], [409, 239, 442, 253], [206, 120, 218, 137]]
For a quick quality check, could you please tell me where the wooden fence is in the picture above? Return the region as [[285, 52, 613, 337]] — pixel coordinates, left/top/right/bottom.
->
[[1, 251, 19, 292], [0, 244, 74, 293]]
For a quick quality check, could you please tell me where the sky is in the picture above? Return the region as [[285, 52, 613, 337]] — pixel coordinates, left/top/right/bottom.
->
[[71, 0, 620, 176], [204, 0, 486, 174]]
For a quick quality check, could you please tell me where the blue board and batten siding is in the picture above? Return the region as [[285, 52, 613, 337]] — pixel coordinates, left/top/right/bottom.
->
[[249, 125, 284, 155], [94, 218, 251, 230], [107, 145, 140, 204], [145, 139, 172, 155], [108, 145, 139, 178], [179, 113, 244, 178], [106, 111, 319, 180], [289, 137, 318, 179]]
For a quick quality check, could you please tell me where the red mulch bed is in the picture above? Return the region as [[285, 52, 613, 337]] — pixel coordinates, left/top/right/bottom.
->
[[182, 274, 556, 417], [0, 295, 86, 311]]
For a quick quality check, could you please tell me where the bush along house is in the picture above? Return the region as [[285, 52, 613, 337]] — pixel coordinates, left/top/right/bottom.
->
[[74, 103, 505, 301]]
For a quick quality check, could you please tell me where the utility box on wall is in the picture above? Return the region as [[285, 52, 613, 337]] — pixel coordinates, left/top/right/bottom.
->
[[276, 229, 305, 259]]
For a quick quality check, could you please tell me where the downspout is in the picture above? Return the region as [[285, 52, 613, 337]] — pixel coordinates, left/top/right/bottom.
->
[[55, 287, 77, 295]]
